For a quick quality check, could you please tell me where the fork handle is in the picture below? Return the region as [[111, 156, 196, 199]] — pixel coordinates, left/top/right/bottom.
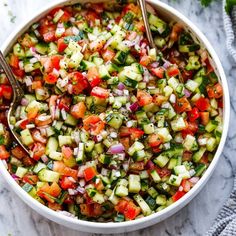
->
[[138, 0, 156, 48], [0, 51, 24, 102]]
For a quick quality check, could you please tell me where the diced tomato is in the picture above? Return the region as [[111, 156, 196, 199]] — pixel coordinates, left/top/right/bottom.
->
[[87, 67, 101, 87], [9, 54, 19, 69], [155, 167, 171, 178], [94, 178, 104, 191], [172, 190, 186, 202], [22, 156, 36, 166], [59, 10, 72, 23], [199, 112, 210, 125], [207, 83, 223, 99], [151, 67, 165, 79], [119, 127, 144, 140], [71, 102, 86, 119], [175, 97, 192, 113], [129, 161, 145, 171], [136, 20, 145, 32], [85, 11, 100, 25], [182, 151, 193, 161], [199, 153, 209, 164], [32, 81, 42, 89], [57, 38, 68, 53], [49, 183, 62, 198], [166, 65, 180, 77], [115, 199, 141, 220], [39, 21, 56, 42], [32, 129, 47, 144], [27, 107, 39, 121], [0, 85, 13, 100], [31, 142, 46, 161], [153, 94, 167, 106], [218, 99, 223, 108], [60, 176, 76, 190], [188, 107, 200, 122], [11, 146, 26, 160], [84, 166, 97, 182], [70, 72, 89, 95], [19, 119, 29, 130], [137, 90, 152, 106], [140, 55, 152, 67], [148, 133, 163, 147], [195, 97, 210, 111], [48, 202, 62, 211], [80, 203, 103, 217], [44, 73, 58, 84], [23, 174, 38, 185], [205, 58, 214, 74], [51, 55, 62, 70], [62, 146, 73, 159], [102, 49, 116, 62], [181, 179, 191, 192], [53, 161, 78, 180], [58, 96, 71, 112], [35, 114, 52, 127], [83, 115, 101, 130], [181, 69, 194, 82], [181, 121, 198, 139], [91, 86, 109, 99], [12, 68, 25, 78], [21, 33, 36, 48], [38, 182, 61, 203], [119, 137, 130, 151], [0, 145, 10, 160]]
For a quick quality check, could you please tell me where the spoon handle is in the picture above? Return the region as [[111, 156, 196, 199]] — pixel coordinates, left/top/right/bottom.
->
[[138, 0, 156, 48], [0, 51, 24, 103]]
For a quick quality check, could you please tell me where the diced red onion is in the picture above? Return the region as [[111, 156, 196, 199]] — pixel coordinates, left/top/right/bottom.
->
[[79, 179, 85, 187], [68, 188, 78, 195], [163, 60, 171, 69], [41, 155, 48, 163], [21, 98, 29, 106], [117, 153, 126, 161], [107, 143, 125, 154], [150, 62, 159, 68], [178, 186, 184, 191], [104, 36, 114, 49], [129, 102, 139, 112], [146, 160, 155, 170], [67, 84, 73, 94], [68, 176, 76, 183], [30, 47, 36, 53], [29, 57, 38, 64], [189, 177, 200, 184], [11, 174, 19, 181], [25, 76, 32, 86], [117, 82, 125, 90], [52, 68, 60, 77], [77, 165, 86, 178], [184, 89, 192, 98], [72, 26, 79, 35], [76, 186, 85, 194]]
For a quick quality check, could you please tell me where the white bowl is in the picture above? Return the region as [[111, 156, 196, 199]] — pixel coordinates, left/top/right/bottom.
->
[[0, 0, 230, 233]]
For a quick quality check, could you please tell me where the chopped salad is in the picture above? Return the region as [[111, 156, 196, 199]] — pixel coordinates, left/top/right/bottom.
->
[[0, 1, 224, 222]]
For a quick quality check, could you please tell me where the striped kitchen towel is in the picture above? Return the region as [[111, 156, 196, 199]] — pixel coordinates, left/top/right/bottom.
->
[[207, 1, 236, 235]]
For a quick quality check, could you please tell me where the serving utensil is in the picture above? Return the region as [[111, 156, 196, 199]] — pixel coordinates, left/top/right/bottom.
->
[[138, 0, 155, 48], [0, 51, 29, 154]]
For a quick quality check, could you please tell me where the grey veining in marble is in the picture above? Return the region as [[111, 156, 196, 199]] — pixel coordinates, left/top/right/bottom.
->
[[0, 0, 235, 235]]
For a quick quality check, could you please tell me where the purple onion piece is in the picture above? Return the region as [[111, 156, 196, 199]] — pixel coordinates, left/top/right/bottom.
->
[[107, 143, 125, 154], [129, 102, 139, 112], [117, 82, 125, 90], [21, 98, 29, 106], [150, 62, 159, 68], [184, 88, 192, 98], [163, 60, 171, 69]]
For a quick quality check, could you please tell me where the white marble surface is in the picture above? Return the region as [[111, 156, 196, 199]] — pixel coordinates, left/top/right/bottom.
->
[[0, 0, 235, 235]]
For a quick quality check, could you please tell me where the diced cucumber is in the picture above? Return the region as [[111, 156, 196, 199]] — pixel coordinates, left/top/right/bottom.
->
[[15, 166, 28, 178], [147, 187, 158, 199], [65, 114, 78, 126], [38, 169, 60, 182], [58, 135, 73, 147], [105, 113, 123, 129], [134, 194, 152, 216], [206, 137, 217, 152], [98, 65, 111, 80], [168, 174, 182, 187], [183, 135, 198, 151], [154, 154, 169, 168], [20, 129, 34, 146], [150, 170, 161, 183], [133, 150, 145, 161], [45, 137, 58, 155], [115, 184, 128, 197], [33, 162, 46, 174], [35, 43, 48, 55], [156, 194, 167, 206], [76, 143, 85, 164], [171, 117, 187, 132], [192, 147, 206, 163], [174, 165, 190, 179], [195, 164, 207, 176], [49, 151, 63, 161], [205, 120, 218, 133], [143, 123, 155, 134], [85, 140, 95, 152], [128, 174, 141, 193], [185, 79, 199, 92]]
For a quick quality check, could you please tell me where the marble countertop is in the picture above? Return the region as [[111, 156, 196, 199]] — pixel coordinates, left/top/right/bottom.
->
[[0, 0, 235, 235]]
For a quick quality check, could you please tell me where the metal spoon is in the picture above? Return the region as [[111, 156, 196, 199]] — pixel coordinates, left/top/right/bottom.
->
[[138, 0, 156, 48], [0, 51, 29, 154]]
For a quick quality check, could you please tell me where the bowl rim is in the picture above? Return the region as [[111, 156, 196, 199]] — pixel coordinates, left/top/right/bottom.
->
[[0, 0, 230, 232]]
